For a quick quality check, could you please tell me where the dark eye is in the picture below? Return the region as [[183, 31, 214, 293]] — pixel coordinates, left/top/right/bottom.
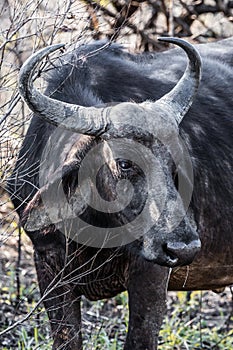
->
[[117, 159, 133, 171]]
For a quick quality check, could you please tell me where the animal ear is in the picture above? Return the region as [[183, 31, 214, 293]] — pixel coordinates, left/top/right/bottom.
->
[[22, 188, 53, 231], [22, 176, 91, 232]]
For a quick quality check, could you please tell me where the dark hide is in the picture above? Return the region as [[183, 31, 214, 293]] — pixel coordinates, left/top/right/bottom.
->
[[8, 38, 233, 349]]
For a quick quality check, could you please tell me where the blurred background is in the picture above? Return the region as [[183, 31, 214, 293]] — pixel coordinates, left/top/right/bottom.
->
[[1, 1, 233, 349]]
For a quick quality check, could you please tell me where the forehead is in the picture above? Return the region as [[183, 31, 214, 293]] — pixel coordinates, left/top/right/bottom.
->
[[108, 102, 179, 143], [99, 105, 181, 170]]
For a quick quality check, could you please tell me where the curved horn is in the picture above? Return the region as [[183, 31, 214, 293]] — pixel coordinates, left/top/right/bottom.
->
[[18, 44, 109, 135], [157, 37, 202, 124]]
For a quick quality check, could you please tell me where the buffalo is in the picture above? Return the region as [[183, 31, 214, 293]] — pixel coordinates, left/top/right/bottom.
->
[[8, 36, 233, 349]]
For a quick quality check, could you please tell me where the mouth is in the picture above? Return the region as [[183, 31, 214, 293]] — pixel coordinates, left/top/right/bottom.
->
[[143, 253, 180, 268], [141, 247, 179, 267], [164, 254, 179, 267]]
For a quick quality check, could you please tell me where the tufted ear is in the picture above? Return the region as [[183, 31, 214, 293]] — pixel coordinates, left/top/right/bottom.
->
[[22, 169, 91, 232]]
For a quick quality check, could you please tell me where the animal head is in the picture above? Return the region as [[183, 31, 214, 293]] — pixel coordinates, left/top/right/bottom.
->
[[19, 38, 201, 267]]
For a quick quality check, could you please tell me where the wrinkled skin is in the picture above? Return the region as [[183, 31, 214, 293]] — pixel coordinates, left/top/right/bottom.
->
[[8, 38, 233, 349]]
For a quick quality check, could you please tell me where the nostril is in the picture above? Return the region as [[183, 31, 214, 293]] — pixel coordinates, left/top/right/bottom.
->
[[163, 242, 180, 265]]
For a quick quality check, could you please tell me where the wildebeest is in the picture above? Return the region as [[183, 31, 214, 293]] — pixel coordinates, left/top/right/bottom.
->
[[8, 36, 233, 349]]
